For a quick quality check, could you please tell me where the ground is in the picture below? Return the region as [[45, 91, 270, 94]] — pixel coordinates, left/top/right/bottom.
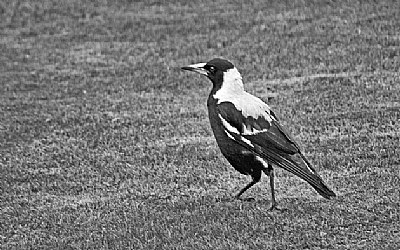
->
[[0, 0, 399, 249]]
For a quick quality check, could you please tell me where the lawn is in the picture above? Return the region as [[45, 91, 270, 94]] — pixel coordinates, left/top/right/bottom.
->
[[1, 0, 399, 249]]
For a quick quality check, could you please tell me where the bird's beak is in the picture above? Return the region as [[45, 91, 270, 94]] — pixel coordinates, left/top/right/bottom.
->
[[181, 63, 208, 76]]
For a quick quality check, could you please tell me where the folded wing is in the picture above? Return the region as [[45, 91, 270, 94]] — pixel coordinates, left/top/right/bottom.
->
[[216, 101, 336, 199]]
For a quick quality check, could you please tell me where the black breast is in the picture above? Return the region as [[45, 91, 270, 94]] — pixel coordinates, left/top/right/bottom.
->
[[206, 95, 263, 176]]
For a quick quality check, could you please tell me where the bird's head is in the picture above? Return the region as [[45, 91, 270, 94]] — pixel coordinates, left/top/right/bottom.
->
[[182, 58, 243, 92]]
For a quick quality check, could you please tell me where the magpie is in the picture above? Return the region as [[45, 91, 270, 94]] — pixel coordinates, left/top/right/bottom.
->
[[181, 58, 336, 210]]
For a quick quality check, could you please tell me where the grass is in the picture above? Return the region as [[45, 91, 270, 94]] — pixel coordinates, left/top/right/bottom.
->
[[1, 0, 399, 249]]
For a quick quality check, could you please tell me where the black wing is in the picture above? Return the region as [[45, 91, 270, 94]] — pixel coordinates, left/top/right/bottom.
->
[[216, 101, 336, 199]]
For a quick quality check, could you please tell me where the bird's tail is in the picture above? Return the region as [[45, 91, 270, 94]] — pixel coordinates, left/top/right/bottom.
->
[[259, 149, 336, 199]]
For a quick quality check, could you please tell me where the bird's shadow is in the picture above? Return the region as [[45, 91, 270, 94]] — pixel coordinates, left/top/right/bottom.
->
[[213, 196, 289, 212], [213, 196, 254, 203]]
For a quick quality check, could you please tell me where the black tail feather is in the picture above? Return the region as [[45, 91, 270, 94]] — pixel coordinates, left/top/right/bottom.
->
[[258, 148, 336, 199], [228, 132, 336, 199]]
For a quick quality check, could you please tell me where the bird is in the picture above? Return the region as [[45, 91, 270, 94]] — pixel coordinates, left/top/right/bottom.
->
[[181, 58, 336, 210]]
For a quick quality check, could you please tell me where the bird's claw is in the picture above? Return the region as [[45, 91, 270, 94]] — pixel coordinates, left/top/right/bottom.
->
[[234, 196, 255, 202], [268, 203, 286, 211]]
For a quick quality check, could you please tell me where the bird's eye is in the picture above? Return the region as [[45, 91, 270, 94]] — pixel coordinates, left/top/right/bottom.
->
[[209, 66, 216, 73]]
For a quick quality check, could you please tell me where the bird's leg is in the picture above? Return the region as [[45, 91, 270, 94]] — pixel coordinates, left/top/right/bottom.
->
[[268, 167, 278, 210], [234, 171, 261, 201], [235, 180, 257, 200], [263, 165, 281, 211]]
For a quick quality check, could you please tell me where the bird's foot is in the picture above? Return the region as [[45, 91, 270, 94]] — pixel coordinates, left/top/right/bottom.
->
[[234, 195, 255, 202], [268, 203, 286, 211]]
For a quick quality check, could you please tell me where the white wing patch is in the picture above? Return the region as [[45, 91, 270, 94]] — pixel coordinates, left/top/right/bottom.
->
[[242, 124, 269, 135], [224, 130, 235, 140], [240, 136, 254, 147], [218, 114, 239, 134], [255, 156, 269, 169], [218, 114, 255, 148]]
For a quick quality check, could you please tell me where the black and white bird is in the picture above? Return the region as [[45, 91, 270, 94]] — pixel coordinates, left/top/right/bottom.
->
[[181, 58, 336, 210]]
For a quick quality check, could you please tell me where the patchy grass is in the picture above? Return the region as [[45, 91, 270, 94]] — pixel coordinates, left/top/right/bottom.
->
[[1, 0, 399, 249]]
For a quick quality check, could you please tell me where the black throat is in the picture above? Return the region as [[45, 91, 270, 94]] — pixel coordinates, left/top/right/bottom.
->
[[208, 71, 224, 94]]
